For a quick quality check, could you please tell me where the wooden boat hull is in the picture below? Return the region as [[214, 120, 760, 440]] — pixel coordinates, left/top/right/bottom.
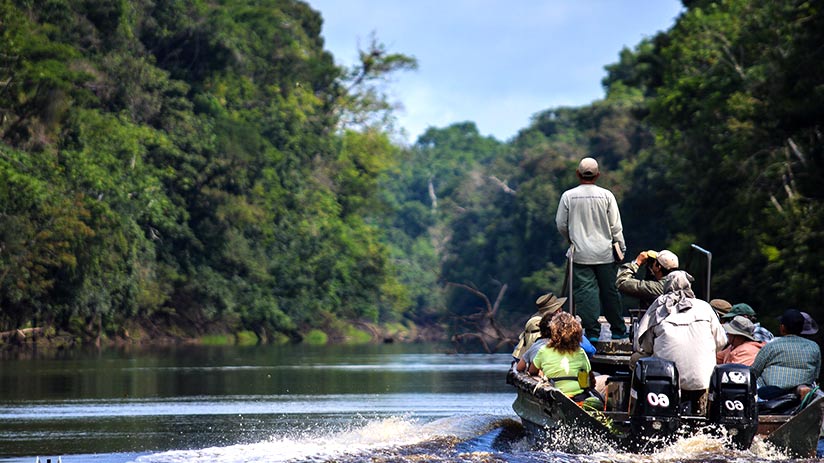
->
[[507, 369, 824, 457]]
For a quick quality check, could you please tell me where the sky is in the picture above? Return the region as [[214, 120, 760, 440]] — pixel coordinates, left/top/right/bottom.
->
[[308, 1, 684, 143]]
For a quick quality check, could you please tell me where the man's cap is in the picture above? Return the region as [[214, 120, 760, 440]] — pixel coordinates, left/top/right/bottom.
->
[[535, 293, 567, 314], [800, 311, 819, 335], [722, 315, 756, 341], [577, 157, 599, 178], [779, 308, 805, 334], [721, 302, 756, 319], [710, 299, 732, 316], [656, 250, 679, 270]]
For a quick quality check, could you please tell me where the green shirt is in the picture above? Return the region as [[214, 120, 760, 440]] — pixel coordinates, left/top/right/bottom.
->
[[533, 346, 591, 396], [751, 334, 821, 390]]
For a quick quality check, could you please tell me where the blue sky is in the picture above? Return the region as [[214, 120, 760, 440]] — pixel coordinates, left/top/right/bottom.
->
[[308, 1, 684, 143]]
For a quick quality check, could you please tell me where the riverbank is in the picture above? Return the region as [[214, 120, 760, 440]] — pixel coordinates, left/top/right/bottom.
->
[[0, 319, 449, 354]]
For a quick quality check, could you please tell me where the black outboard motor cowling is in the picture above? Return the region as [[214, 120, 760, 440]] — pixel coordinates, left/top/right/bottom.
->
[[708, 363, 757, 449], [629, 357, 681, 443]]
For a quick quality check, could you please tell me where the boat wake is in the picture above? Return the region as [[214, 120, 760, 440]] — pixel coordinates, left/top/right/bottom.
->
[[133, 414, 519, 463], [131, 415, 798, 463]]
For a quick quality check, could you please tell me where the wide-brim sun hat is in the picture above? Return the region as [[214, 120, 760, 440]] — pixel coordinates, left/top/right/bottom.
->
[[535, 293, 567, 314], [800, 311, 819, 335], [722, 315, 756, 341]]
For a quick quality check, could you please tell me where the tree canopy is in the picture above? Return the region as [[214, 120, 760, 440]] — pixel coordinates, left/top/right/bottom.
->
[[1, 0, 821, 346]]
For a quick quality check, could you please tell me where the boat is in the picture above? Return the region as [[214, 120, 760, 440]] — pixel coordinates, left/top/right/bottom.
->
[[507, 359, 824, 457], [510, 243, 823, 456]]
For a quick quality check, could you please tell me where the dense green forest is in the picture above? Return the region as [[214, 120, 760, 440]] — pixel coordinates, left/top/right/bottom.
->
[[1, 0, 822, 348]]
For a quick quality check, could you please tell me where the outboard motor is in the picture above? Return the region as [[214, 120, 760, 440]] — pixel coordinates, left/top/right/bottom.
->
[[629, 357, 681, 444], [708, 363, 757, 449]]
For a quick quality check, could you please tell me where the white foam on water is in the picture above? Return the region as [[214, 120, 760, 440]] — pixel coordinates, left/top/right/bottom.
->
[[131, 414, 507, 463], [586, 428, 793, 463], [746, 436, 793, 461]]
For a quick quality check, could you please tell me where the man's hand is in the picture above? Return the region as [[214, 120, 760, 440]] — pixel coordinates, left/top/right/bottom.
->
[[634, 251, 648, 267]]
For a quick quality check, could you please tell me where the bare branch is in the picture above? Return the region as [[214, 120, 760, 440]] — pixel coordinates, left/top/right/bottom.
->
[[488, 176, 516, 194], [447, 281, 515, 353], [428, 177, 438, 210], [769, 194, 784, 214], [491, 283, 508, 316], [787, 137, 807, 165], [446, 281, 492, 312]]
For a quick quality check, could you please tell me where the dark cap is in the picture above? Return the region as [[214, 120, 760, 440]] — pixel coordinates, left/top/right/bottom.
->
[[710, 299, 732, 316], [779, 309, 805, 335], [722, 303, 756, 320]]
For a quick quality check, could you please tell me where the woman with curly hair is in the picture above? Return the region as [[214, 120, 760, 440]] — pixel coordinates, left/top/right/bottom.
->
[[528, 312, 593, 398]]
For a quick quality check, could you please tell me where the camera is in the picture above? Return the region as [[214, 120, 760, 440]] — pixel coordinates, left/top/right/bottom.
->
[[645, 250, 659, 268]]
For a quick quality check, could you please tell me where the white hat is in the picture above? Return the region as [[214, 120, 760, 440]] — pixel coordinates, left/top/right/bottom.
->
[[577, 157, 599, 178], [656, 250, 679, 270]]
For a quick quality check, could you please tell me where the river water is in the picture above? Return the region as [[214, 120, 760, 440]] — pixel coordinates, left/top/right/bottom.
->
[[0, 343, 819, 462]]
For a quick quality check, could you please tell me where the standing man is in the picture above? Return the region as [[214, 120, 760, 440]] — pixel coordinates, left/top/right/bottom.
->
[[556, 157, 627, 342]]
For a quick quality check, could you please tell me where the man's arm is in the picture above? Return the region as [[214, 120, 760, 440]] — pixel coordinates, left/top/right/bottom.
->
[[555, 194, 570, 242], [711, 316, 728, 352], [616, 262, 664, 299], [607, 191, 625, 251], [750, 343, 769, 379]]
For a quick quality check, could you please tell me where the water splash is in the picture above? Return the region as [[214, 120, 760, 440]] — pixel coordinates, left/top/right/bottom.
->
[[133, 414, 512, 463], [130, 415, 802, 463], [584, 429, 793, 463]]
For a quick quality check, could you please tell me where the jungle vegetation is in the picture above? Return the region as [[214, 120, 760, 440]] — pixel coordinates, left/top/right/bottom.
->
[[1, 0, 821, 347]]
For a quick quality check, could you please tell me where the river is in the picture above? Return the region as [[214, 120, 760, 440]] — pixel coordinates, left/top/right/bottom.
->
[[0, 343, 819, 462]]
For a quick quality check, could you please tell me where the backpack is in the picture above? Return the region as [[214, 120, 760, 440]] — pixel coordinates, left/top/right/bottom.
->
[[512, 314, 543, 358]]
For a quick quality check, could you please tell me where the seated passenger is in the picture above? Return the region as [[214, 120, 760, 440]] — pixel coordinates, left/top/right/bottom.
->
[[517, 310, 598, 374], [529, 312, 599, 407], [710, 298, 732, 319], [633, 271, 727, 414], [721, 303, 774, 343], [751, 309, 821, 400], [512, 292, 566, 360], [516, 312, 552, 373], [716, 315, 764, 366]]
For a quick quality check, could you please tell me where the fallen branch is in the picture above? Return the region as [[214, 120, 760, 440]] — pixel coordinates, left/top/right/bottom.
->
[[0, 327, 45, 341], [447, 282, 516, 352]]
